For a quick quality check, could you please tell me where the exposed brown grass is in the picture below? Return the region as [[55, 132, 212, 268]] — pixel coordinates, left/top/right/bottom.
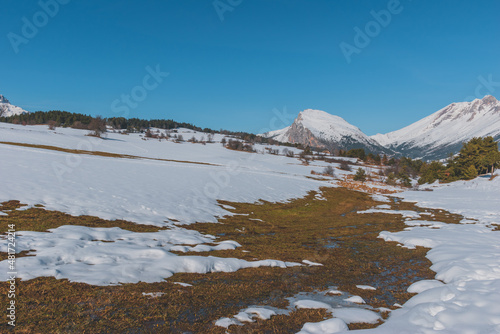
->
[[0, 141, 219, 166], [0, 187, 462, 333], [338, 175, 399, 194]]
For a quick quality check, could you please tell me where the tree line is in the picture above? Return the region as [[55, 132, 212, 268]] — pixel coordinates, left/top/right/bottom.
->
[[418, 136, 500, 184], [338, 138, 500, 186], [0, 110, 300, 147]]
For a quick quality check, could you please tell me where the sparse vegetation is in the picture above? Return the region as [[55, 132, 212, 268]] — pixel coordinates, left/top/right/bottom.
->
[[87, 115, 107, 138], [226, 139, 255, 152], [353, 168, 367, 182], [283, 148, 295, 158], [47, 120, 57, 130], [339, 160, 352, 171], [0, 187, 460, 333], [339, 148, 366, 161], [323, 165, 335, 177]]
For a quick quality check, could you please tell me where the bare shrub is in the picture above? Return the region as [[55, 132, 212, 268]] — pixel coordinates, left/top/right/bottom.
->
[[283, 148, 294, 158], [88, 116, 107, 138], [47, 120, 57, 130], [71, 121, 88, 129], [323, 165, 335, 177], [339, 161, 351, 171]]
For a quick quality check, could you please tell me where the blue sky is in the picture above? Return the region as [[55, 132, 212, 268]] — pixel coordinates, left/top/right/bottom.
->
[[2, 0, 500, 135]]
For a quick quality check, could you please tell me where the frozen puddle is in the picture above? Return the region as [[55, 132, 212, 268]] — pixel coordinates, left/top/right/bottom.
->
[[215, 288, 383, 331], [0, 225, 300, 285], [215, 307, 286, 328]]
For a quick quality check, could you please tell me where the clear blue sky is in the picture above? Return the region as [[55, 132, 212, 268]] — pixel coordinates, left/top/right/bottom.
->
[[2, 0, 499, 135]]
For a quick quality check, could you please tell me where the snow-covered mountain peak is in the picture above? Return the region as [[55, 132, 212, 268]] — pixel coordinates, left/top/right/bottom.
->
[[480, 94, 498, 104], [262, 108, 387, 153], [295, 109, 365, 139], [0, 94, 29, 117], [0, 95, 11, 104], [372, 95, 500, 159]]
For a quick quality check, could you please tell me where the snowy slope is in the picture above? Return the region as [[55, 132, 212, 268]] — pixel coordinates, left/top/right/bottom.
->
[[301, 174, 500, 334], [0, 123, 337, 285], [0, 123, 333, 225], [263, 109, 387, 153], [0, 95, 29, 117], [373, 175, 500, 334], [372, 95, 500, 159]]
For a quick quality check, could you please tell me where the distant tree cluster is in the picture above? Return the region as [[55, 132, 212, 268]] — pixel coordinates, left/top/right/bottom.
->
[[419, 137, 500, 184], [382, 156, 423, 187], [0, 110, 93, 127], [107, 117, 210, 134], [338, 148, 385, 165], [225, 139, 255, 152], [339, 148, 366, 160]]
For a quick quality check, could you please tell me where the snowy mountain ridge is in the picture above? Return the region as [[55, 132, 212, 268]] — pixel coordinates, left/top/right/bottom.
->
[[264, 96, 500, 159], [0, 95, 29, 117], [262, 109, 388, 153], [371, 95, 500, 159]]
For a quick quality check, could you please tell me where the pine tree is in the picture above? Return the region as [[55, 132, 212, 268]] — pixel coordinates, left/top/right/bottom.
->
[[353, 168, 367, 182], [463, 164, 478, 180]]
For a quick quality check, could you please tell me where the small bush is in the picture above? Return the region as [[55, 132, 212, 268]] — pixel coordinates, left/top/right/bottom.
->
[[323, 165, 335, 177], [283, 149, 294, 158], [339, 161, 351, 171], [47, 120, 57, 130]]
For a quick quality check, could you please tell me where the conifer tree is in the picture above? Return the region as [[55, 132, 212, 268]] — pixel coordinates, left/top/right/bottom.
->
[[353, 168, 367, 182], [463, 164, 478, 180]]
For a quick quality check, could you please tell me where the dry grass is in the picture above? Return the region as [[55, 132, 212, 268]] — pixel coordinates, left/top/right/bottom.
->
[[338, 178, 398, 194], [0, 187, 463, 333], [0, 141, 219, 166]]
